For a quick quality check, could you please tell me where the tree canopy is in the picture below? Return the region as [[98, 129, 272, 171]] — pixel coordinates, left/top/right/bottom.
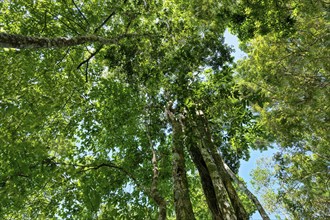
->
[[0, 0, 328, 219], [237, 0, 329, 219]]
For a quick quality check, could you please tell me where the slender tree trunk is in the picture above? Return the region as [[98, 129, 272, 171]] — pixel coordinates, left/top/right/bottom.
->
[[197, 136, 237, 220], [195, 111, 248, 220], [186, 110, 237, 220], [223, 163, 271, 220], [188, 143, 223, 220], [166, 106, 196, 220], [150, 148, 167, 220], [0, 32, 144, 49], [210, 147, 249, 220]]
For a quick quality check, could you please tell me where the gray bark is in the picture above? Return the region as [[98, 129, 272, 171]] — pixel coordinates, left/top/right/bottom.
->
[[223, 163, 271, 220], [166, 105, 196, 220], [188, 143, 223, 220], [195, 111, 249, 220], [0, 32, 142, 49]]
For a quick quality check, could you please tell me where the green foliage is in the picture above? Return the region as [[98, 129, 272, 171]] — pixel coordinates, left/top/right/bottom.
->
[[2, 0, 326, 218], [227, 0, 295, 40], [1, 0, 259, 219], [237, 1, 330, 218]]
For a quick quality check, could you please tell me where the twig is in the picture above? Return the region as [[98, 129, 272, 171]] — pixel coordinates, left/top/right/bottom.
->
[[72, 0, 90, 29], [76, 46, 103, 82], [94, 11, 116, 34], [93, 0, 129, 34], [56, 48, 71, 66]]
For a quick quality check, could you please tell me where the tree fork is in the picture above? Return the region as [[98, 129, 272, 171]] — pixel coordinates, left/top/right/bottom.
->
[[188, 112, 237, 220]]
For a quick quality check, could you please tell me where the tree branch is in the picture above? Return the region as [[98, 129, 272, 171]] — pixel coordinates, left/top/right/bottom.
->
[[76, 46, 103, 82], [149, 138, 167, 220], [93, 0, 129, 34], [0, 32, 152, 49], [223, 162, 271, 220], [94, 11, 116, 34], [72, 0, 90, 29], [77, 46, 103, 69]]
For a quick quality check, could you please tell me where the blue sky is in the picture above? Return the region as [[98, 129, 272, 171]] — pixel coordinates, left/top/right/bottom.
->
[[223, 30, 280, 220]]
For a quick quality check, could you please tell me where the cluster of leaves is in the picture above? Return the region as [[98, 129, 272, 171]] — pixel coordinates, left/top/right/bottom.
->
[[235, 0, 330, 218], [227, 0, 296, 40]]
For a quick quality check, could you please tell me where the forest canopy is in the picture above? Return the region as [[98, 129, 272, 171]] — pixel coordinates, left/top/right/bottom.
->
[[0, 0, 329, 219]]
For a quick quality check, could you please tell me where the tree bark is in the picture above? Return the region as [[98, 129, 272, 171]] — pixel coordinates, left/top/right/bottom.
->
[[188, 143, 223, 220], [195, 111, 249, 220], [166, 106, 196, 220], [197, 135, 237, 220], [150, 148, 167, 220], [185, 110, 237, 220], [0, 32, 143, 49], [223, 163, 271, 220]]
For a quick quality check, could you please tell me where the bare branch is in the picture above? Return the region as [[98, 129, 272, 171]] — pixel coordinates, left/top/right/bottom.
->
[[77, 46, 103, 69], [94, 11, 116, 34], [223, 162, 271, 220], [72, 0, 90, 28]]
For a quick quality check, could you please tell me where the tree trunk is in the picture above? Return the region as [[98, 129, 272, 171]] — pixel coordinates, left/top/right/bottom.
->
[[0, 32, 141, 49], [188, 143, 223, 220], [166, 106, 196, 220], [197, 136, 237, 220], [210, 147, 249, 220], [186, 110, 237, 219], [195, 111, 249, 220], [223, 163, 271, 220], [150, 148, 167, 220]]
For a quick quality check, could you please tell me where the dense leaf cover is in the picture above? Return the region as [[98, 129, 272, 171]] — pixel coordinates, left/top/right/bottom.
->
[[0, 0, 328, 219], [238, 0, 329, 219]]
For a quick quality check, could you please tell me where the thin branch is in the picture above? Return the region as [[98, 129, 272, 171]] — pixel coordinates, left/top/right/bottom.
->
[[77, 46, 102, 69], [41, 10, 48, 33], [93, 0, 129, 34], [65, 162, 139, 183], [223, 162, 271, 220], [76, 46, 103, 82], [72, 0, 90, 28], [56, 48, 71, 66], [85, 60, 89, 82], [94, 11, 116, 34]]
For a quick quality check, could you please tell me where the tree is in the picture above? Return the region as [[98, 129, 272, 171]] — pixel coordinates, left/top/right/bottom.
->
[[0, 1, 268, 219], [235, 0, 330, 218]]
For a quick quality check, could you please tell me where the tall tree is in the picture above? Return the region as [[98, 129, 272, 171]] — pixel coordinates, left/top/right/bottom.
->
[[0, 0, 269, 219]]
